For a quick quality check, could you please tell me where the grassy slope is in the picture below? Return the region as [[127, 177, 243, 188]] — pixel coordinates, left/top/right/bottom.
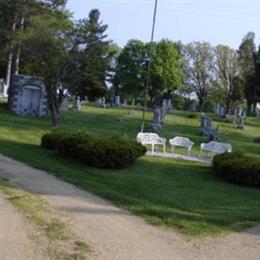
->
[[0, 103, 259, 236]]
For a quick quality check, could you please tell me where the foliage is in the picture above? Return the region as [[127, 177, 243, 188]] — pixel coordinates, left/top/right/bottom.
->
[[41, 132, 67, 150], [171, 94, 198, 111], [113, 39, 147, 99], [41, 132, 146, 169], [114, 39, 183, 103], [187, 113, 197, 119], [70, 9, 115, 100], [238, 32, 260, 116], [213, 45, 243, 114], [149, 39, 183, 98], [16, 2, 73, 125], [0, 2, 115, 125], [183, 42, 215, 111], [213, 153, 260, 187], [254, 137, 260, 143]]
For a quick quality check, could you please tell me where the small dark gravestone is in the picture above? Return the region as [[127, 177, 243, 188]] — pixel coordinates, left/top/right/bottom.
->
[[8, 75, 48, 117]]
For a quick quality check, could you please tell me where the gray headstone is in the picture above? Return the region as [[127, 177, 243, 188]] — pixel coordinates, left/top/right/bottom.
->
[[151, 106, 162, 131], [101, 97, 106, 108], [115, 96, 121, 106], [75, 96, 81, 111]]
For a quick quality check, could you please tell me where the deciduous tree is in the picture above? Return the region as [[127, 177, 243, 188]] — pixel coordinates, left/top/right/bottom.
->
[[184, 42, 215, 111]]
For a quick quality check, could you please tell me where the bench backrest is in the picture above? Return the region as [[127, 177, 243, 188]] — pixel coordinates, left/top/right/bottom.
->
[[169, 137, 193, 148], [201, 141, 232, 153], [137, 132, 163, 145]]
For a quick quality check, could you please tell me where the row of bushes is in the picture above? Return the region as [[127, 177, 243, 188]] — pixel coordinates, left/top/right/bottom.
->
[[213, 153, 260, 188], [41, 132, 146, 169]]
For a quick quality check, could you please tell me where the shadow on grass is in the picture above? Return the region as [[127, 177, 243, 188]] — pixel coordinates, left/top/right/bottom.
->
[[0, 138, 259, 236]]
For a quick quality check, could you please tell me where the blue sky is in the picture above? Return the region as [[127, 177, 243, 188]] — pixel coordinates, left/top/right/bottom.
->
[[67, 0, 260, 49]]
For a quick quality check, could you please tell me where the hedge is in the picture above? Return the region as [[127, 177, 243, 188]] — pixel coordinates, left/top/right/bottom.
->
[[212, 153, 260, 188], [41, 132, 146, 169], [254, 137, 260, 143]]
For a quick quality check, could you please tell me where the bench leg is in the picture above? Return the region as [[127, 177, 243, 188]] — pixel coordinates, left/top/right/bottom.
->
[[163, 144, 166, 153], [151, 144, 154, 155], [188, 147, 191, 157], [171, 146, 175, 154]]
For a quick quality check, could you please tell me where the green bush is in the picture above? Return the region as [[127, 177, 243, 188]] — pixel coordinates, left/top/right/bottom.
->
[[212, 153, 260, 187], [187, 113, 197, 119], [41, 132, 146, 169], [57, 133, 91, 158], [254, 137, 260, 143], [41, 132, 66, 150]]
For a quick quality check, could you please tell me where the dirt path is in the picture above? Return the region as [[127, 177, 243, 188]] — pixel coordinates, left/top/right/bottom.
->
[[0, 154, 259, 260], [0, 194, 44, 260]]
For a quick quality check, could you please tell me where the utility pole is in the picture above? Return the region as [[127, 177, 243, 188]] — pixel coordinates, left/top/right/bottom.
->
[[141, 0, 158, 132]]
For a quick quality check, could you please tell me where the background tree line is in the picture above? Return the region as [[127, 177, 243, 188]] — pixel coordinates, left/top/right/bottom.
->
[[114, 35, 260, 117], [0, 1, 259, 126]]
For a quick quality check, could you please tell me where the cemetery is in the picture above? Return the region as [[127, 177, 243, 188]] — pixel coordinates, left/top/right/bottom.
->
[[0, 1, 260, 259], [0, 101, 259, 237]]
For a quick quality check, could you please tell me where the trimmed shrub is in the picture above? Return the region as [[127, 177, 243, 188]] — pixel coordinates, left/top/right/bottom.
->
[[187, 113, 197, 119], [254, 137, 260, 143], [57, 133, 91, 158], [41, 132, 146, 169], [212, 153, 260, 188], [41, 132, 66, 150]]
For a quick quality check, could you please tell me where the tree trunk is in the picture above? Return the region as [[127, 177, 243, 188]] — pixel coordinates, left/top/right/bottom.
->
[[6, 52, 13, 90], [5, 17, 17, 90], [14, 14, 25, 75], [247, 101, 252, 116], [198, 98, 203, 112], [252, 102, 257, 117], [49, 91, 60, 127], [225, 99, 230, 116]]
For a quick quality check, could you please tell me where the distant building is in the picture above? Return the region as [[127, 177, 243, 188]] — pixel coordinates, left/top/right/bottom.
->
[[8, 75, 49, 117]]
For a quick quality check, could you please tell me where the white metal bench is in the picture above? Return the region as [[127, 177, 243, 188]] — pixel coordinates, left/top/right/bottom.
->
[[137, 132, 166, 154], [169, 136, 194, 156], [200, 141, 232, 158]]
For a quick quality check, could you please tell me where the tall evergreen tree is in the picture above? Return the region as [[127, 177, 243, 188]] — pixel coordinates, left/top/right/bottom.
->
[[72, 9, 113, 100]]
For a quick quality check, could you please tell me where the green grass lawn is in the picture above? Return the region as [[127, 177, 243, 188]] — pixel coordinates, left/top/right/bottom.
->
[[0, 102, 259, 237]]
